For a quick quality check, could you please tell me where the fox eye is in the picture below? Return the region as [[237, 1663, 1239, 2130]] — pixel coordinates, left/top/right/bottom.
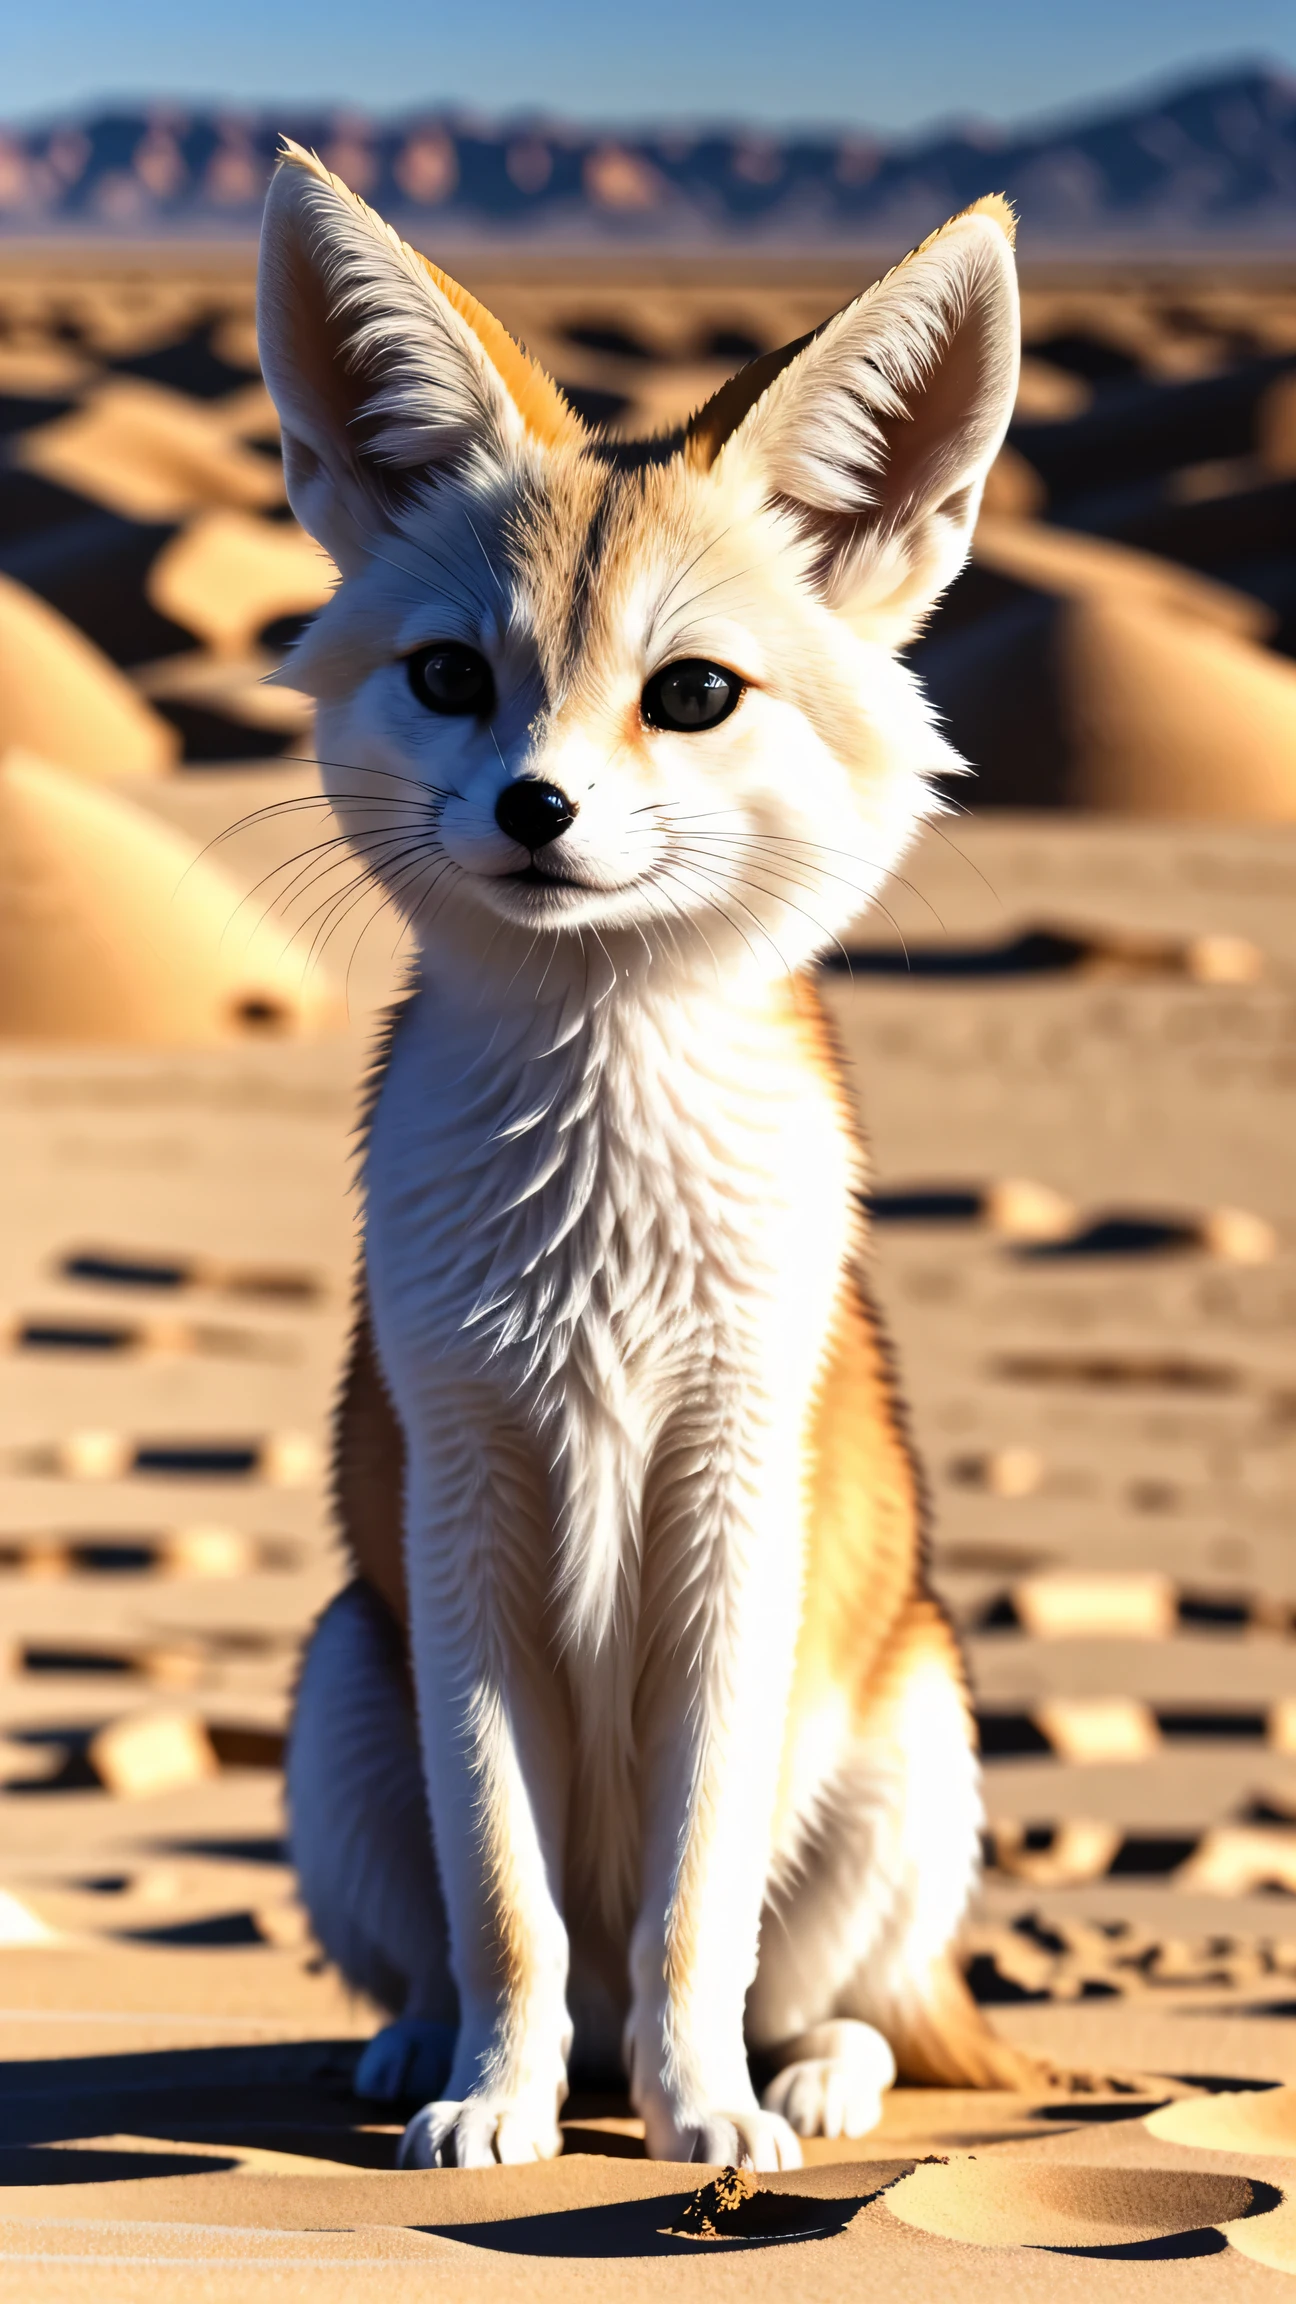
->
[[407, 642, 495, 716], [641, 658, 743, 733]]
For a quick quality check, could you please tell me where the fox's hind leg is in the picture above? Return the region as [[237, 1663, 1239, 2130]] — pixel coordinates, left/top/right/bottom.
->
[[826, 1602, 1108, 2093], [750, 1596, 1052, 2131], [287, 1580, 458, 2104]]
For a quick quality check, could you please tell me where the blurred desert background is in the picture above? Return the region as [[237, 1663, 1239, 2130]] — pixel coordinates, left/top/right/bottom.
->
[[3, 52, 1296, 2295]]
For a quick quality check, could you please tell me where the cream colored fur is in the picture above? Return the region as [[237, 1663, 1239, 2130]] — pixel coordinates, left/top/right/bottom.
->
[[261, 145, 1024, 2170]]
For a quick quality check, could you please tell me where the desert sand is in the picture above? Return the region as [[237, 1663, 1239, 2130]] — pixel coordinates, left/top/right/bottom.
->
[[0, 249, 1295, 2293]]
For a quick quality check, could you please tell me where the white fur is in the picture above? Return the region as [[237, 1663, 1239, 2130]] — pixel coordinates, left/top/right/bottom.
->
[[260, 152, 1019, 2168], [361, 969, 851, 2163]]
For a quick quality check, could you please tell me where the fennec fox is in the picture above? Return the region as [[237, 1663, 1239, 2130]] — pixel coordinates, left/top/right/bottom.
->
[[261, 144, 1034, 2170]]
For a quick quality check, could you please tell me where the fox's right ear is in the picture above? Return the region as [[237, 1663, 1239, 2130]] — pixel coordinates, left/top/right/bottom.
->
[[688, 198, 1019, 646], [256, 143, 581, 573]]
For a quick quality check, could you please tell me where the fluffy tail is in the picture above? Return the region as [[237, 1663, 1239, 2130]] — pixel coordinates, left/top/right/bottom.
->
[[887, 1956, 1166, 2096]]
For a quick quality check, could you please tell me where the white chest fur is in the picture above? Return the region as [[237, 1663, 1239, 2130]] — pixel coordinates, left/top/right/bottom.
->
[[363, 969, 856, 1931], [365, 973, 854, 1428]]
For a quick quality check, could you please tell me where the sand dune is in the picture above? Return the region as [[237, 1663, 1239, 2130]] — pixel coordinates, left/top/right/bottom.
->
[[147, 510, 334, 662], [972, 515, 1271, 642], [0, 751, 341, 1043], [1062, 591, 1296, 815], [15, 376, 287, 524], [0, 572, 175, 776], [920, 520, 1296, 812]]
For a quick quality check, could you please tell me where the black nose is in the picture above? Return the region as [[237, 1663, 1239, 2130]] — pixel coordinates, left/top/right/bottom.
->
[[494, 779, 576, 851]]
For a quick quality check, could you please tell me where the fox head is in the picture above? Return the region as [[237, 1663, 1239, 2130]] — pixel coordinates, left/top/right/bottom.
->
[[258, 146, 1018, 988]]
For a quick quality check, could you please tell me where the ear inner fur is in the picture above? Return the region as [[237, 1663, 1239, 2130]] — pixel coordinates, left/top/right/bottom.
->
[[686, 191, 1017, 474], [410, 248, 584, 453], [271, 140, 584, 456], [686, 329, 820, 471]]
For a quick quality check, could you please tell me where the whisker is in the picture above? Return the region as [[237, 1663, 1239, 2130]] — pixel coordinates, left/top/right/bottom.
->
[[921, 816, 1005, 912], [587, 921, 619, 1005], [663, 859, 795, 980], [287, 756, 459, 801], [658, 559, 763, 627], [306, 837, 446, 974], [331, 848, 449, 980], [534, 926, 564, 1000], [668, 839, 919, 964], [415, 854, 474, 946], [669, 863, 793, 980], [634, 805, 943, 940], [649, 524, 735, 637], [650, 866, 719, 972], [496, 919, 548, 1008], [228, 824, 426, 939], [291, 853, 407, 963], [488, 724, 515, 787], [304, 861, 398, 977], [342, 875, 406, 1013], [678, 855, 857, 974], [216, 835, 378, 954], [198, 785, 428, 863], [669, 850, 868, 960], [462, 509, 507, 604], [356, 519, 494, 622], [267, 829, 428, 953], [671, 834, 885, 906]]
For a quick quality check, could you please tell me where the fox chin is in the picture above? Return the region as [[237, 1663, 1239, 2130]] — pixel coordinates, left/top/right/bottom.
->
[[259, 142, 1051, 2170]]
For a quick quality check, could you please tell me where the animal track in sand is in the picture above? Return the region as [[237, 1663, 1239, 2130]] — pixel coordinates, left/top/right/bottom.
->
[[1148, 2084, 1296, 2157], [884, 2159, 1271, 2255], [1145, 2093, 1296, 2272]]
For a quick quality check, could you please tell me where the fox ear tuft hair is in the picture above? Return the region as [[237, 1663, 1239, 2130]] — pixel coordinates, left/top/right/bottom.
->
[[688, 198, 1020, 643], [256, 141, 582, 572]]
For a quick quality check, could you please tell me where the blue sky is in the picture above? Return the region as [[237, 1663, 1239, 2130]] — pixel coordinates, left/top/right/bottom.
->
[[3, 0, 1292, 129]]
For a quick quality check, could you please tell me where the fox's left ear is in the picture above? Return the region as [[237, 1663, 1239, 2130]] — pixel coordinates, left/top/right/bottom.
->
[[689, 198, 1019, 644], [257, 142, 581, 573]]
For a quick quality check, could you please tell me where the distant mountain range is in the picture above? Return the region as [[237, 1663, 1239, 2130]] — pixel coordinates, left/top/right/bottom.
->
[[1, 66, 1293, 246]]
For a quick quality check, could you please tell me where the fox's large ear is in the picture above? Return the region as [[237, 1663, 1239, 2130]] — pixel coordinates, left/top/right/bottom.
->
[[256, 142, 582, 572], [688, 198, 1019, 643]]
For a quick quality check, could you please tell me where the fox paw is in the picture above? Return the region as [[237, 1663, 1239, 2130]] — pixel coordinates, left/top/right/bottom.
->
[[643, 2104, 802, 2170], [761, 2019, 896, 2139], [398, 2095, 563, 2168]]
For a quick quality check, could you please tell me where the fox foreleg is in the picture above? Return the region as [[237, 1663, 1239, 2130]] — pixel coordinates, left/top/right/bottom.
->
[[625, 1401, 806, 2171], [395, 1402, 574, 2169]]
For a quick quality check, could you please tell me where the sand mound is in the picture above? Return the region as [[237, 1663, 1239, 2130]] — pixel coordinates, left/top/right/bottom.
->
[[885, 2159, 1261, 2250], [973, 515, 1271, 642], [0, 572, 176, 776], [1225, 2195, 1296, 2276], [979, 446, 1046, 520], [138, 650, 314, 739], [1149, 2085, 1296, 2156], [1065, 595, 1296, 815], [1145, 2093, 1296, 2272], [147, 510, 335, 658], [1259, 373, 1296, 473], [920, 532, 1296, 814], [14, 377, 286, 523], [0, 750, 341, 1043]]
